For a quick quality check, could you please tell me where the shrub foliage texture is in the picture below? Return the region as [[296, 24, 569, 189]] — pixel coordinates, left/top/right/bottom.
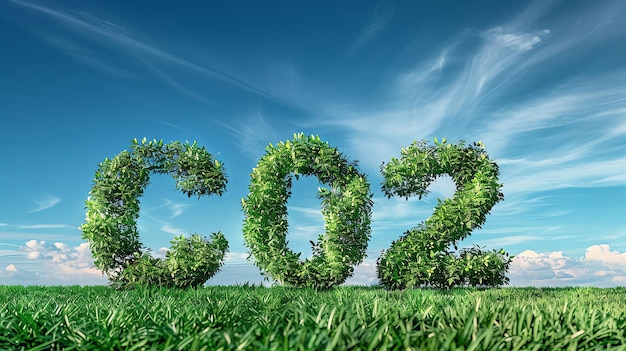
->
[[81, 138, 229, 289], [242, 133, 374, 291], [376, 139, 512, 290]]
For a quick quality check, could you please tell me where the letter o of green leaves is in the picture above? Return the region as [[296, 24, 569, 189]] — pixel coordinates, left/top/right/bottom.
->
[[376, 139, 512, 290], [242, 133, 373, 291], [81, 138, 229, 289]]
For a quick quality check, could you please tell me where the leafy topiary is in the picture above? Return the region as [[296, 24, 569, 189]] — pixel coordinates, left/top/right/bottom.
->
[[242, 133, 373, 291], [376, 138, 512, 290], [81, 138, 229, 289]]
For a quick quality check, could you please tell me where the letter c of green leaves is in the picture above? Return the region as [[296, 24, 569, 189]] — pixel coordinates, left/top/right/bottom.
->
[[81, 138, 229, 289]]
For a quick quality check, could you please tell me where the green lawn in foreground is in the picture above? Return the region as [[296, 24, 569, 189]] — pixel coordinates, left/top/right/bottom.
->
[[1, 284, 625, 350]]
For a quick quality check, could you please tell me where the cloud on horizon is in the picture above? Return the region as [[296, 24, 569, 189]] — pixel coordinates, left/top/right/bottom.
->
[[2, 240, 107, 285], [509, 244, 626, 287], [3, 239, 626, 288]]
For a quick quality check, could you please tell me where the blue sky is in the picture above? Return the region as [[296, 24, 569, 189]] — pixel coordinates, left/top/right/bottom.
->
[[1, 0, 625, 288]]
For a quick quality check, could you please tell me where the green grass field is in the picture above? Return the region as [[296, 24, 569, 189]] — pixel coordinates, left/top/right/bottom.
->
[[1, 284, 625, 350]]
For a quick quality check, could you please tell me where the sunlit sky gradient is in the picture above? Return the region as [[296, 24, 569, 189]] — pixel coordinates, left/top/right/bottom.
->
[[1, 0, 625, 288]]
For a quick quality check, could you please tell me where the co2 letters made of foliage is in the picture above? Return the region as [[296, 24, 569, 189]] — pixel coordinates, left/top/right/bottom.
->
[[81, 134, 511, 291]]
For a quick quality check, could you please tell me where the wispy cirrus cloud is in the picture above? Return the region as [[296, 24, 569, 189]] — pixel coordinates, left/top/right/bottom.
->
[[317, 1, 626, 197], [162, 199, 190, 219], [140, 201, 193, 238], [0, 243, 20, 247], [288, 224, 324, 242], [36, 33, 136, 79], [314, 22, 552, 174], [500, 157, 626, 195], [135, 55, 216, 104], [289, 206, 323, 220], [142, 198, 192, 220], [211, 106, 285, 160], [15, 224, 71, 229], [9, 0, 284, 105], [464, 27, 550, 100], [348, 1, 395, 54], [479, 74, 626, 197], [484, 74, 626, 154], [159, 121, 194, 136], [160, 224, 186, 236], [482, 234, 550, 247], [485, 27, 548, 52], [27, 194, 60, 213], [398, 45, 454, 87]]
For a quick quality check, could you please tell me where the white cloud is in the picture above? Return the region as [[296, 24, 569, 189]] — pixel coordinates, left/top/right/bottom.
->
[[224, 252, 251, 265], [0, 223, 7, 227], [20, 240, 104, 282], [8, 240, 626, 288], [25, 240, 46, 252], [343, 257, 380, 286], [583, 244, 626, 269], [27, 194, 60, 213], [509, 244, 626, 287], [154, 247, 169, 259]]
